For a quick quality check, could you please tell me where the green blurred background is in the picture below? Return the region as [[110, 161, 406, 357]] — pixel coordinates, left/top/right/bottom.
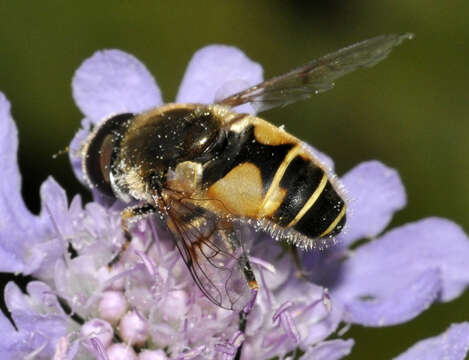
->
[[0, 1, 468, 358]]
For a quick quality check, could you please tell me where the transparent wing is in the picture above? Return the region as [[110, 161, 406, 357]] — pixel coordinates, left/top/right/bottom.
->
[[217, 33, 413, 113], [160, 193, 255, 311]]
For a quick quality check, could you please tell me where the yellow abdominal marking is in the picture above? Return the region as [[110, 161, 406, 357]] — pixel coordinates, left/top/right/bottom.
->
[[319, 204, 347, 237], [252, 118, 296, 145], [259, 146, 301, 217], [207, 162, 264, 217], [287, 173, 328, 227]]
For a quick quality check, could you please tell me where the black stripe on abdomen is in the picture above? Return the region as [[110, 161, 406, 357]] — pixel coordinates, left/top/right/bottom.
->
[[293, 181, 345, 238], [201, 125, 295, 191], [271, 155, 324, 226]]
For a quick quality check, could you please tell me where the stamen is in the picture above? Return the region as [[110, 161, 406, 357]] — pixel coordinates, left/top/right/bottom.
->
[[273, 301, 300, 344], [153, 322, 177, 337], [262, 334, 288, 357], [103, 264, 143, 289], [258, 263, 273, 308], [231, 331, 245, 347], [322, 288, 332, 313], [25, 341, 48, 360], [149, 219, 162, 256], [44, 203, 69, 263], [64, 339, 80, 360], [53, 335, 69, 360], [249, 256, 276, 273], [279, 310, 300, 344], [243, 288, 258, 315], [215, 330, 245, 358], [272, 301, 294, 323], [135, 250, 156, 277], [90, 337, 109, 360], [296, 288, 333, 325], [251, 255, 276, 310], [176, 345, 205, 360], [338, 322, 352, 336], [214, 343, 236, 356], [133, 306, 146, 323]]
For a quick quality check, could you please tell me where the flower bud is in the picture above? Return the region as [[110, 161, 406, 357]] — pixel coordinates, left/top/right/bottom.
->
[[81, 318, 114, 349], [107, 343, 138, 360], [119, 310, 149, 346], [99, 290, 128, 324]]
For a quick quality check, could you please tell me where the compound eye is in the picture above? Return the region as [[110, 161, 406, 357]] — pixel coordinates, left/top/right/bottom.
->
[[83, 113, 134, 197]]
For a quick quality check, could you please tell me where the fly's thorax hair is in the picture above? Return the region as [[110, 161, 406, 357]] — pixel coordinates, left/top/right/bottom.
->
[[107, 103, 230, 202], [81, 102, 347, 245], [110, 161, 150, 203]]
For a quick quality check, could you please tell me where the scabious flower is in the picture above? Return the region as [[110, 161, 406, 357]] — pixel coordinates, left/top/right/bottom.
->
[[1, 45, 469, 360]]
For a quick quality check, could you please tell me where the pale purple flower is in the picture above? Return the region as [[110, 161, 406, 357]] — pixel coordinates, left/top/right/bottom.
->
[[1, 45, 469, 359]]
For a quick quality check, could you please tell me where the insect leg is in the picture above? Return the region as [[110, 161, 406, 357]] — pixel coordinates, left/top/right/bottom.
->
[[290, 246, 308, 279], [215, 222, 258, 358], [239, 259, 258, 325], [235, 257, 258, 360], [108, 204, 157, 267]]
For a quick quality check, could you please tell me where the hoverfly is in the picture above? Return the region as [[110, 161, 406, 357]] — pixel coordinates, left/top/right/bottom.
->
[[81, 33, 412, 312]]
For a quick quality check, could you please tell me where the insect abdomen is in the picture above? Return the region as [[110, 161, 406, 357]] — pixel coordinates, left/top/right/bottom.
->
[[266, 149, 346, 240], [203, 115, 346, 243]]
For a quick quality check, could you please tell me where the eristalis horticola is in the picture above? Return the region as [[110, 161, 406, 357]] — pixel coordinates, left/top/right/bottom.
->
[[81, 33, 412, 313]]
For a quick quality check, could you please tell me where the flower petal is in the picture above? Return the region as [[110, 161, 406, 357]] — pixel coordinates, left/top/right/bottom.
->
[[4, 281, 71, 358], [393, 323, 469, 360], [0, 311, 22, 358], [301, 143, 335, 172], [73, 49, 163, 124], [0, 92, 40, 273], [39, 177, 73, 239], [176, 45, 263, 114], [300, 339, 354, 360], [276, 279, 343, 346], [333, 217, 469, 325], [338, 161, 406, 246], [23, 177, 71, 279], [68, 118, 91, 185], [343, 269, 441, 326]]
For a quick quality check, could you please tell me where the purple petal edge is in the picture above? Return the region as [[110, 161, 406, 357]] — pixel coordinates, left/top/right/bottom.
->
[[300, 339, 354, 360], [0, 92, 39, 273], [0, 310, 22, 358], [393, 322, 469, 360], [334, 217, 469, 326], [68, 117, 91, 185], [343, 269, 441, 326], [338, 160, 406, 246], [72, 49, 163, 124], [176, 45, 263, 114]]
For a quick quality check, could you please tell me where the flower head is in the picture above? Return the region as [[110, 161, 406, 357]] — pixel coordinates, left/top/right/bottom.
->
[[1, 45, 469, 359]]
